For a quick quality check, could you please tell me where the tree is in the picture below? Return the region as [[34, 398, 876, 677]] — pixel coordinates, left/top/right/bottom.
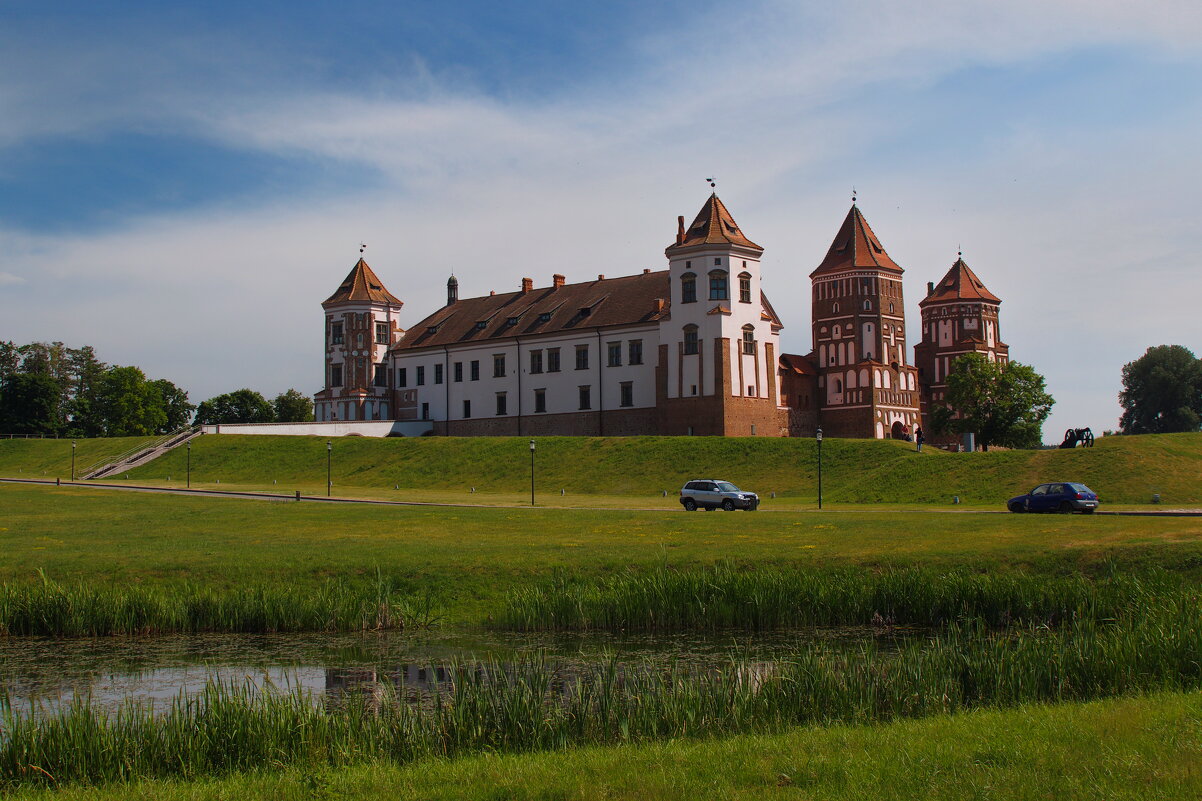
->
[[194, 389, 274, 426], [65, 345, 108, 437], [151, 379, 196, 433], [0, 372, 62, 435], [95, 366, 167, 436], [272, 389, 315, 422], [1119, 345, 1202, 434], [931, 354, 1054, 450]]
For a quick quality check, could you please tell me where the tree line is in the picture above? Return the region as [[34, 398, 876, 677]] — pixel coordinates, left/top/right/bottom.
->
[[0, 341, 314, 437]]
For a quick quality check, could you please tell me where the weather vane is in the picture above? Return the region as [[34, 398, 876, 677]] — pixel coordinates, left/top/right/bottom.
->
[[359, 242, 367, 254], [706, 177, 716, 189], [957, 243, 962, 258], [852, 186, 857, 205]]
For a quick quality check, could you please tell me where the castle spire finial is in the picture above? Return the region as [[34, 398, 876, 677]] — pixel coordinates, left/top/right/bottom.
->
[[706, 176, 716, 191], [359, 242, 367, 255], [852, 186, 857, 206]]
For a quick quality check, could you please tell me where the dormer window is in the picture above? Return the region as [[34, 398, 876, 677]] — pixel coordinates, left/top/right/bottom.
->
[[476, 321, 488, 330], [578, 306, 591, 318], [506, 316, 519, 326], [538, 312, 552, 323]]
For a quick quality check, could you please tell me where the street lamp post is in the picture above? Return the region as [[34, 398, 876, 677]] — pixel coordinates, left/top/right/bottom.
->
[[71, 441, 76, 481], [816, 428, 823, 510], [529, 439, 536, 506], [186, 440, 191, 488], [327, 441, 332, 497]]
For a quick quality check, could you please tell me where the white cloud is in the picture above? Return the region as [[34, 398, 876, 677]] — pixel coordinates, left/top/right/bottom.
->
[[0, 272, 26, 286]]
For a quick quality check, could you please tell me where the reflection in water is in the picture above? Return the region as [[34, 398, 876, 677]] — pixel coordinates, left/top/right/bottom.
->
[[0, 627, 914, 716]]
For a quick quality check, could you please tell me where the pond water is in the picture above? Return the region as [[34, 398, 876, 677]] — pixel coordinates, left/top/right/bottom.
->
[[0, 628, 914, 716]]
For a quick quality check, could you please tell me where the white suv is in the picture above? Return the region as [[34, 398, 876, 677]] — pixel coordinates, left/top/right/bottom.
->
[[680, 480, 760, 511]]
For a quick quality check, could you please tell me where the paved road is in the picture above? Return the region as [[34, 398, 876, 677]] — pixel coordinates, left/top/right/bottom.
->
[[4, 477, 1201, 516]]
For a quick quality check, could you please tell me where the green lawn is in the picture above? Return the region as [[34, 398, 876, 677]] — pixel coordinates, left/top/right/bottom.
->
[[11, 690, 1202, 800], [4, 483, 1202, 623]]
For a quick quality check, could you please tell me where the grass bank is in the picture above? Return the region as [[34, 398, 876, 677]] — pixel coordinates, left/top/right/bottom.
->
[[6, 431, 1200, 505], [0, 437, 155, 481], [4, 485, 1202, 626], [8, 690, 1199, 800], [4, 598, 1202, 789]]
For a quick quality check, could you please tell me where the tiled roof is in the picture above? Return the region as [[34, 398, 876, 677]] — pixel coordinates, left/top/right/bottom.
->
[[393, 271, 673, 351], [323, 259, 404, 306], [920, 257, 1001, 305], [779, 352, 817, 375], [810, 205, 903, 277], [667, 194, 762, 254]]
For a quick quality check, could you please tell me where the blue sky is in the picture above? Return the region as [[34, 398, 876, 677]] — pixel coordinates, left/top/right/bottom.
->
[[2, 0, 1201, 440]]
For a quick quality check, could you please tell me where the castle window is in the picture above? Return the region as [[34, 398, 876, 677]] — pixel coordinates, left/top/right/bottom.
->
[[683, 325, 699, 355], [863, 300, 872, 311], [889, 302, 895, 314], [421, 402, 429, 420], [738, 273, 752, 303], [493, 354, 506, 378], [375, 322, 389, 344], [578, 385, 592, 410], [530, 350, 543, 374], [681, 273, 697, 303], [534, 389, 547, 413], [708, 270, 728, 301], [714, 258, 722, 266], [620, 381, 633, 408], [496, 393, 507, 416], [329, 364, 343, 388], [607, 342, 622, 367], [373, 364, 387, 387], [453, 362, 463, 382], [628, 340, 643, 365], [547, 348, 561, 372], [357, 333, 364, 348], [434, 363, 444, 385], [575, 345, 589, 370], [833, 302, 840, 313], [416, 366, 425, 386], [330, 322, 343, 345], [463, 399, 471, 418], [397, 367, 407, 388], [742, 325, 755, 355], [470, 360, 480, 381]]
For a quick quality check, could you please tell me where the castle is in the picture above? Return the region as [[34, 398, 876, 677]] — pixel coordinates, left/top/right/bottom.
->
[[313, 194, 1009, 439]]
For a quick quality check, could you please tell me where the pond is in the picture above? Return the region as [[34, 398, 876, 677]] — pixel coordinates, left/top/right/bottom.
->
[[0, 627, 916, 716]]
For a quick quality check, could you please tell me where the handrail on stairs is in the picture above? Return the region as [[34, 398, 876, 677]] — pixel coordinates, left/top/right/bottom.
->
[[79, 424, 199, 479]]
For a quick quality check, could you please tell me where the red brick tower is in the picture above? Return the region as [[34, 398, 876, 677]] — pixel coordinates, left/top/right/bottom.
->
[[809, 203, 922, 439], [914, 255, 1009, 428]]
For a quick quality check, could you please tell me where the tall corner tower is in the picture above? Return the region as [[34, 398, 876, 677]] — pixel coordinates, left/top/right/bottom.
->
[[657, 193, 783, 436], [809, 203, 921, 439], [314, 258, 404, 422], [914, 255, 1009, 415]]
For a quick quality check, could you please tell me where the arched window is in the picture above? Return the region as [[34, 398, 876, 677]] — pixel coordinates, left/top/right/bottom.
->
[[741, 324, 755, 355], [832, 301, 840, 313], [708, 270, 729, 301], [681, 273, 697, 303], [683, 324, 699, 355], [835, 378, 843, 393], [889, 302, 895, 314], [738, 272, 752, 303], [863, 300, 872, 311]]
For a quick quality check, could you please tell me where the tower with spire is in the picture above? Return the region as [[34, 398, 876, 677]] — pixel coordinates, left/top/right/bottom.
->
[[314, 257, 404, 422], [913, 254, 1009, 429], [807, 202, 922, 439], [657, 193, 784, 435]]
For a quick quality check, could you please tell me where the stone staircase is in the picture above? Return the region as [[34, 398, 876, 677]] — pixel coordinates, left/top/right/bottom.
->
[[82, 426, 202, 480]]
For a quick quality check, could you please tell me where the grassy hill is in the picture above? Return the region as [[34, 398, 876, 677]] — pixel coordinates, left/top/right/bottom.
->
[[0, 436, 156, 480], [3, 431, 1190, 505]]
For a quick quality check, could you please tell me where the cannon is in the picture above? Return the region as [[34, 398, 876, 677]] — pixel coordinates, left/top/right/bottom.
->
[[1059, 427, 1094, 448]]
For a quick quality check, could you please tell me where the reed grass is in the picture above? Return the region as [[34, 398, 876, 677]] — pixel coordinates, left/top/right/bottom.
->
[[499, 565, 1180, 631], [0, 572, 440, 636], [3, 597, 1201, 790]]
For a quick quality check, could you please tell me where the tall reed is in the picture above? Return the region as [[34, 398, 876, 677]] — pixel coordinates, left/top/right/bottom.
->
[[0, 572, 439, 636], [4, 594, 1201, 789], [499, 565, 1176, 631]]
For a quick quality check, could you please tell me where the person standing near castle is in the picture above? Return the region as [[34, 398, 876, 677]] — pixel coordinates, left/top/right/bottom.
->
[[915, 426, 925, 452]]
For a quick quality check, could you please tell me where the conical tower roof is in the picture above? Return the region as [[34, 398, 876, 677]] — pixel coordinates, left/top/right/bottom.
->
[[920, 257, 1000, 306], [666, 194, 762, 254], [322, 258, 403, 307], [810, 205, 902, 277]]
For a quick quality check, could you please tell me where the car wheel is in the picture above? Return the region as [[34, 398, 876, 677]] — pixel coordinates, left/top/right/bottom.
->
[[1082, 508, 1095, 515], [683, 499, 696, 511], [1008, 503, 1023, 513], [1058, 501, 1073, 514], [722, 499, 735, 512]]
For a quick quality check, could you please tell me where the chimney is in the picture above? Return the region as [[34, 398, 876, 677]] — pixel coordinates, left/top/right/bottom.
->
[[927, 281, 935, 296], [676, 215, 685, 245], [490, 290, 496, 296], [597, 274, 605, 281], [521, 277, 533, 294], [643, 268, 651, 274], [552, 273, 565, 288], [654, 298, 666, 313]]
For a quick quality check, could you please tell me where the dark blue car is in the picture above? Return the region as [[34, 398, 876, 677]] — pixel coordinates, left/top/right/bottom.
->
[[1007, 482, 1099, 514]]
